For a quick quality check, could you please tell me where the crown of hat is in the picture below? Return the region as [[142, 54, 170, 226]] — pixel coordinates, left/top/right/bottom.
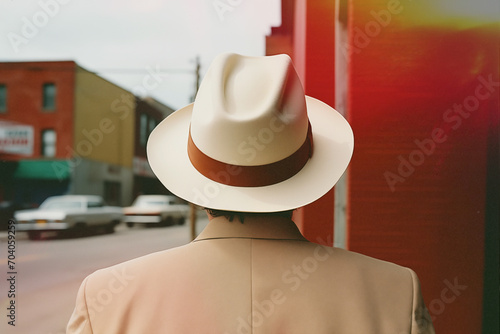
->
[[190, 53, 309, 166]]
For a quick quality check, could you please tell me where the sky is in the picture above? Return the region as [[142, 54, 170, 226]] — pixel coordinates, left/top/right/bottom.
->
[[0, 0, 281, 110]]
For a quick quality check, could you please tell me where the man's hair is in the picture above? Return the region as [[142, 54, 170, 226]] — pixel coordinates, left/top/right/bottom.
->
[[204, 208, 294, 223]]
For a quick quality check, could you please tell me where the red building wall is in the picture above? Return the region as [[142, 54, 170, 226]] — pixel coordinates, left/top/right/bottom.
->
[[0, 61, 76, 159], [266, 0, 498, 332], [346, 1, 496, 332]]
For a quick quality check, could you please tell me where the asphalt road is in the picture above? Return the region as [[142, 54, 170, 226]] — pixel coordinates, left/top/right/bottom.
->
[[0, 216, 208, 334]]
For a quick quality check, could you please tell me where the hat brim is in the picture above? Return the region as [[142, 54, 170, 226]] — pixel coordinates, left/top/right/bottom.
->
[[147, 96, 354, 212]]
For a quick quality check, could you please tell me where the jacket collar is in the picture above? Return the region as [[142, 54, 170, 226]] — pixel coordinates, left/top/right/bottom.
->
[[194, 215, 307, 242]]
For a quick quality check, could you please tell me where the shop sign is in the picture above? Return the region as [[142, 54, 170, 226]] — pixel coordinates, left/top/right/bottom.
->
[[0, 123, 34, 155]]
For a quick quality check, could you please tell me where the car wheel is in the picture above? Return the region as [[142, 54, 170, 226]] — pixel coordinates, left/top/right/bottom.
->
[[104, 221, 117, 234], [160, 217, 173, 227], [72, 222, 87, 237], [27, 231, 42, 241], [126, 222, 135, 228], [177, 217, 186, 225]]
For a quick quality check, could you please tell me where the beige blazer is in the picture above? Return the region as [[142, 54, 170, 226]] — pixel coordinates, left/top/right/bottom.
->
[[67, 216, 435, 333]]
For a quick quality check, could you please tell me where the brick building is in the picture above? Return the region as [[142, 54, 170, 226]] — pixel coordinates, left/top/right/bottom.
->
[[0, 61, 172, 206]]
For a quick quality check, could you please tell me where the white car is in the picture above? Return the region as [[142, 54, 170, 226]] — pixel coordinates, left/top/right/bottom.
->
[[14, 195, 123, 240], [123, 195, 189, 227]]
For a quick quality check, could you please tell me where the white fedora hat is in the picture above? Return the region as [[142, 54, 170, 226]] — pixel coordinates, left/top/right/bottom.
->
[[147, 53, 353, 212]]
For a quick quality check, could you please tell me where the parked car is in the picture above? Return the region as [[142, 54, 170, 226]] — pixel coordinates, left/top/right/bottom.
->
[[14, 195, 123, 240], [123, 195, 189, 228]]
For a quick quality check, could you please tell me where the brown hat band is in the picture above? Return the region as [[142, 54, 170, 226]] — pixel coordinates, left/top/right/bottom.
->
[[187, 123, 313, 187]]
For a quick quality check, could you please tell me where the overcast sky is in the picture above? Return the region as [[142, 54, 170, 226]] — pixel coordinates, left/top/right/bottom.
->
[[0, 0, 281, 110]]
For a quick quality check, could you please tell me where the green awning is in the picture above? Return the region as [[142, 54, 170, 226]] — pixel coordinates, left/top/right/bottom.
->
[[13, 160, 71, 180]]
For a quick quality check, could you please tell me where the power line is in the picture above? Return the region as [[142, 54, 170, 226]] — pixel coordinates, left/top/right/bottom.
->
[[94, 68, 193, 75], [0, 64, 193, 75]]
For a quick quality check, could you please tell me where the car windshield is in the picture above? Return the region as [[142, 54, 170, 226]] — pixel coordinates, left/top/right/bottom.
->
[[41, 200, 83, 210]]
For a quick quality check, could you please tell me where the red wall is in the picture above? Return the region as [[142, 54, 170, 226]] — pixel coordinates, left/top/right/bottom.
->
[[346, 1, 496, 332], [266, 0, 498, 332], [0, 61, 76, 159]]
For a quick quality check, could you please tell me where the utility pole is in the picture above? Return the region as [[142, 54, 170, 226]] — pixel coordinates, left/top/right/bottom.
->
[[189, 55, 201, 240], [190, 55, 201, 103]]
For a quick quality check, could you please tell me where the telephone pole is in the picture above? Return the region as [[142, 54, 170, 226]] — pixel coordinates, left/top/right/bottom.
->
[[190, 55, 201, 240], [190, 55, 201, 103]]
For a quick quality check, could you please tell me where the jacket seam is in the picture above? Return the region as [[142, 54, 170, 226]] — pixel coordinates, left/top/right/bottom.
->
[[406, 267, 415, 334], [193, 237, 308, 242], [82, 277, 95, 334], [250, 239, 254, 334]]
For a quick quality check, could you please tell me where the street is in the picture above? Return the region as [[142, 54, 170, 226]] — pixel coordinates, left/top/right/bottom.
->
[[0, 217, 208, 334]]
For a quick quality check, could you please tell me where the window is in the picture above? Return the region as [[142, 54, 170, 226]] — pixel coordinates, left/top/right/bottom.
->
[[140, 114, 148, 147], [140, 115, 157, 147], [0, 84, 6, 112], [87, 200, 103, 208], [42, 83, 56, 110], [148, 117, 157, 135], [41, 129, 56, 157]]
